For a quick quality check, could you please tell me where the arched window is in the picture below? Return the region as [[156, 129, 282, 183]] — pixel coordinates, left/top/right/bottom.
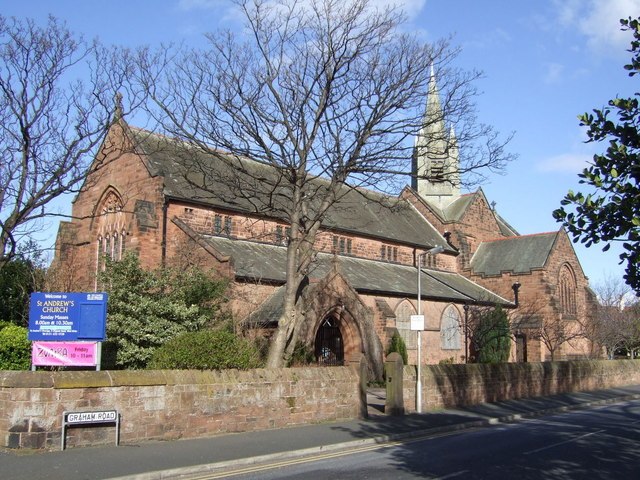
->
[[394, 300, 417, 349], [559, 265, 577, 315], [440, 305, 461, 350], [95, 189, 126, 276]]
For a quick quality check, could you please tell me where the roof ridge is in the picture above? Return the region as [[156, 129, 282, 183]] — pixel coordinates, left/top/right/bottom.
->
[[129, 124, 403, 204], [482, 231, 558, 243]]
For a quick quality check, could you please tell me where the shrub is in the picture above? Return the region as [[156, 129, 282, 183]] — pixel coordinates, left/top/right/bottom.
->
[[287, 342, 315, 367], [387, 331, 408, 365], [0, 323, 31, 370], [0, 258, 42, 327], [474, 305, 510, 364], [100, 253, 229, 369], [148, 329, 263, 370]]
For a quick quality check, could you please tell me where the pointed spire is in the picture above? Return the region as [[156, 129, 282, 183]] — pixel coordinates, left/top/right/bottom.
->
[[449, 125, 459, 163], [413, 66, 461, 209]]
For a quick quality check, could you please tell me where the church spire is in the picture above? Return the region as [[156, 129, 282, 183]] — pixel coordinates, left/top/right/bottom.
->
[[412, 66, 461, 209]]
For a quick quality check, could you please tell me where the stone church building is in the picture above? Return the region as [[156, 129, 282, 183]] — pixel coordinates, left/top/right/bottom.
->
[[52, 75, 597, 374]]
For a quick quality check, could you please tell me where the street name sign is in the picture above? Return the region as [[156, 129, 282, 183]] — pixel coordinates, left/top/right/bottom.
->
[[61, 410, 120, 450]]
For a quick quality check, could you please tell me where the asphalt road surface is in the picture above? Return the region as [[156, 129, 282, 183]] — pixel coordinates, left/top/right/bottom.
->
[[210, 399, 640, 479]]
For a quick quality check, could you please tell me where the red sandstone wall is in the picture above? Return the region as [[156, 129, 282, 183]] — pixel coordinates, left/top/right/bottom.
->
[[403, 359, 640, 413], [0, 368, 361, 450], [52, 124, 166, 290], [3, 360, 638, 450]]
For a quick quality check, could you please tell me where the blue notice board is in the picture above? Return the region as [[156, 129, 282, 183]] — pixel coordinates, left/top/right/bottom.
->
[[28, 292, 108, 341]]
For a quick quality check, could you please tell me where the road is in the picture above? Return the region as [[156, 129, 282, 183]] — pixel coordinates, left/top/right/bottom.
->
[[206, 399, 640, 479]]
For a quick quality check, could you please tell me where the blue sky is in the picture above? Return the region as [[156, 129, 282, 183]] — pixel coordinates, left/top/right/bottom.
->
[[3, 0, 639, 289]]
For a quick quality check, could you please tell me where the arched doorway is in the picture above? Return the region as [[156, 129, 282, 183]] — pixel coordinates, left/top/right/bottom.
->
[[315, 317, 344, 366]]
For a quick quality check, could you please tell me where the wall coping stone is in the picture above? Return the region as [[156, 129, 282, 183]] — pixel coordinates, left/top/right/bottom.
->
[[0, 366, 359, 389]]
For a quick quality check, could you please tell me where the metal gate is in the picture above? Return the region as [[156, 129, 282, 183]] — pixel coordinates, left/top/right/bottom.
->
[[516, 333, 528, 363], [315, 318, 344, 366]]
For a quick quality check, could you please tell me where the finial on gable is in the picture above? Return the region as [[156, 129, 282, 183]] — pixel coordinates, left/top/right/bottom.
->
[[114, 92, 123, 121]]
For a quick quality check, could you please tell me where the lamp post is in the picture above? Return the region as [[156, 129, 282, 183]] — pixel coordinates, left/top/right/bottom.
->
[[416, 245, 444, 414], [463, 304, 469, 364]]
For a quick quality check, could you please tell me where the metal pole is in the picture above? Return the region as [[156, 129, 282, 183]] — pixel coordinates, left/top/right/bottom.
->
[[416, 246, 444, 414], [417, 254, 422, 413], [463, 304, 469, 364]]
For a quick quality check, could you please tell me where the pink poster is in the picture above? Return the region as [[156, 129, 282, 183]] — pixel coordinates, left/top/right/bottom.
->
[[32, 341, 98, 367]]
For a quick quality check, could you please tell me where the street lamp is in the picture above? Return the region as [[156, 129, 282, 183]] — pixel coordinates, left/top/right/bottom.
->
[[463, 304, 469, 364], [416, 245, 444, 413]]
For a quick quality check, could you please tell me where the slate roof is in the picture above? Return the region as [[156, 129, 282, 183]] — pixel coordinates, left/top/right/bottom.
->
[[494, 212, 519, 237], [440, 194, 475, 222], [416, 189, 519, 237], [200, 234, 511, 306], [470, 232, 559, 277], [131, 128, 452, 251]]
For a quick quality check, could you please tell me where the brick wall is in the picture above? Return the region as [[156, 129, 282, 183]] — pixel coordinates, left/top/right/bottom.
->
[[0, 367, 361, 450], [402, 360, 640, 412]]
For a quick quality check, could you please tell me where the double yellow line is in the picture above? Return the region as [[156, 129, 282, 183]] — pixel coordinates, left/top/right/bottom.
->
[[187, 441, 396, 479], [186, 429, 466, 479]]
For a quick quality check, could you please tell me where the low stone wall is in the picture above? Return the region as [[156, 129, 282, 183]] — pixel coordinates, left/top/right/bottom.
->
[[0, 367, 361, 450], [403, 360, 640, 412], [5, 360, 640, 450]]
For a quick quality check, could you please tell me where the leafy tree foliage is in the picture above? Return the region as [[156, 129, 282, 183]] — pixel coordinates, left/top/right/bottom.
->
[[0, 322, 31, 370], [149, 329, 263, 370], [0, 243, 46, 327], [0, 258, 42, 327], [472, 306, 510, 364], [99, 253, 229, 369], [387, 331, 408, 365], [553, 17, 640, 294]]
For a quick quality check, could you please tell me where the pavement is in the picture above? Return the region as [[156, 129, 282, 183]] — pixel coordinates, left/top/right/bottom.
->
[[3, 385, 640, 480]]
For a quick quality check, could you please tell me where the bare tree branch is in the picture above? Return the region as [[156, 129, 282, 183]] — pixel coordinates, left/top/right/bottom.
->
[[0, 15, 142, 265], [135, 0, 514, 366]]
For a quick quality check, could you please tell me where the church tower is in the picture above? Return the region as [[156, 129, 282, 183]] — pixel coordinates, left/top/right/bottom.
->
[[412, 67, 460, 209]]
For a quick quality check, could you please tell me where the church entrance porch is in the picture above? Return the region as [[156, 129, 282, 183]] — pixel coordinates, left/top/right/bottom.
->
[[315, 317, 344, 366]]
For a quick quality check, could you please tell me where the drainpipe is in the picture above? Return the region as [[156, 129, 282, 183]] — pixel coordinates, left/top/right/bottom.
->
[[512, 282, 521, 308], [161, 199, 168, 267]]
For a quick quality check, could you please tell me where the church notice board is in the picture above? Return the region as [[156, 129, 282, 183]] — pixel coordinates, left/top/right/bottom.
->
[[28, 292, 108, 341]]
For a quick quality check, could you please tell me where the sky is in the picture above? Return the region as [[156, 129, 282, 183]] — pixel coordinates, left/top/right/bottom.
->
[[2, 0, 638, 290]]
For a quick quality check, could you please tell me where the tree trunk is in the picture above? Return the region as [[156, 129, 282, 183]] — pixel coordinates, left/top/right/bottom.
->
[[266, 313, 296, 368]]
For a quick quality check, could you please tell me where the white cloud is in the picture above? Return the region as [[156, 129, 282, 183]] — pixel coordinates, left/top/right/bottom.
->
[[389, 0, 427, 19], [554, 0, 640, 52], [543, 62, 564, 84], [178, 0, 228, 10], [178, 0, 427, 19], [537, 152, 591, 173]]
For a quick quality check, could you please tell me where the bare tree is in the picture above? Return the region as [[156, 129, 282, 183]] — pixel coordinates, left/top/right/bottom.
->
[[137, 0, 514, 367], [537, 316, 586, 361], [585, 277, 632, 358], [0, 15, 139, 265], [513, 295, 587, 361]]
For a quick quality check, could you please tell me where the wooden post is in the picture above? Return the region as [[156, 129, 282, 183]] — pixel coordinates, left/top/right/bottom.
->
[[385, 352, 405, 416]]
